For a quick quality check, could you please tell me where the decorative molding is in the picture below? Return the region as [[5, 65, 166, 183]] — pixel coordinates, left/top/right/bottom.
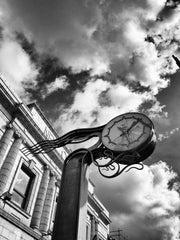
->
[[6, 123, 13, 130], [0, 207, 41, 239], [14, 131, 21, 139]]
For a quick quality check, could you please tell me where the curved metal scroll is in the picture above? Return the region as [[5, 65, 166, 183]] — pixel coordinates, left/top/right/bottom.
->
[[23, 125, 105, 155], [88, 137, 155, 178], [25, 112, 156, 178]]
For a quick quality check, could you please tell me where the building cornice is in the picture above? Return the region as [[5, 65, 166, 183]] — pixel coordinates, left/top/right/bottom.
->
[[88, 193, 111, 225], [0, 77, 66, 170]]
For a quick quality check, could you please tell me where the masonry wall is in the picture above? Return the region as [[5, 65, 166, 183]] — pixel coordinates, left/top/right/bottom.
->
[[0, 79, 110, 240]]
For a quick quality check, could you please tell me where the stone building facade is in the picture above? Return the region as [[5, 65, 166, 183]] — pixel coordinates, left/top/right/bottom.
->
[[0, 77, 110, 240]]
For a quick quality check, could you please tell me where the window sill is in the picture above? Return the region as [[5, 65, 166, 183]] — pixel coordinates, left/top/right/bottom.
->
[[5, 200, 31, 219]]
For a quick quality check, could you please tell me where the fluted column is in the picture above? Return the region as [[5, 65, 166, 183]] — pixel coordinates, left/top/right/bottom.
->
[[91, 215, 99, 240], [95, 219, 99, 240], [0, 125, 14, 167], [40, 172, 56, 233], [48, 181, 59, 232], [31, 166, 50, 229], [90, 215, 97, 239], [0, 134, 22, 195]]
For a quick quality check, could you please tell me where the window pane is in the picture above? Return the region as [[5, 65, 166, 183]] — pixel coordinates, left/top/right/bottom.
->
[[15, 169, 31, 195], [12, 190, 24, 207], [12, 165, 34, 209]]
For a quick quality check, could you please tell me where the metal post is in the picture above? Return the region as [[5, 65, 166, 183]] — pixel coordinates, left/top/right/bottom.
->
[[51, 149, 90, 240], [28, 112, 156, 240]]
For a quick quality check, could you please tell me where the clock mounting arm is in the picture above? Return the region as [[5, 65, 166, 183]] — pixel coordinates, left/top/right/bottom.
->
[[25, 112, 156, 178]]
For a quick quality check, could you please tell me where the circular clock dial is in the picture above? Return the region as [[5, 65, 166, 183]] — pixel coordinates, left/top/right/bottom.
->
[[102, 112, 154, 152]]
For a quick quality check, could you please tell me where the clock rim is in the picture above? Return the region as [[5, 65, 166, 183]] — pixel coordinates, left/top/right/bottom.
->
[[101, 112, 155, 152], [113, 131, 156, 165]]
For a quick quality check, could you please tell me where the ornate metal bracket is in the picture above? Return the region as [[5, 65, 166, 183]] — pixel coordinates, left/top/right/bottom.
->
[[25, 112, 156, 178]]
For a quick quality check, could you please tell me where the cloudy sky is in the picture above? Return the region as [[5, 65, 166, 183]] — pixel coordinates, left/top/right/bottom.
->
[[1, 0, 180, 239]]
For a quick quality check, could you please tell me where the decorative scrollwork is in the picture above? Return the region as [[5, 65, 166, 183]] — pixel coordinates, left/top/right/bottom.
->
[[22, 125, 104, 155], [90, 147, 145, 178], [98, 162, 144, 178], [24, 112, 156, 178]]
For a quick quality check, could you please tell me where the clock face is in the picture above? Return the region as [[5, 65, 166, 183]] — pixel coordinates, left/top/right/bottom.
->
[[102, 112, 154, 152]]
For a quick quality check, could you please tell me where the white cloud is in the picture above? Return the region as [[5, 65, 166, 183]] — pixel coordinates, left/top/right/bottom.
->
[[54, 78, 152, 134], [0, 2, 180, 239], [0, 37, 38, 101], [158, 127, 179, 141], [123, 19, 146, 46], [1, 0, 180, 103], [41, 75, 69, 99], [0, 0, 108, 75], [146, 0, 166, 20], [91, 161, 180, 240]]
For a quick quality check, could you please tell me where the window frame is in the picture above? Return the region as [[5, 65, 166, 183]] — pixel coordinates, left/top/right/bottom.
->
[[11, 163, 35, 211]]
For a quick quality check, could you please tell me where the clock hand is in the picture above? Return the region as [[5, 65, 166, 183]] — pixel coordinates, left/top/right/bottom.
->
[[114, 133, 125, 141], [127, 120, 139, 133], [117, 124, 135, 143], [124, 132, 130, 143], [114, 133, 130, 145], [117, 126, 126, 132]]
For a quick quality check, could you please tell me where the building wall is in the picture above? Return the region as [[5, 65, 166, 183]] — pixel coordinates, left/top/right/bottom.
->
[[87, 181, 110, 240], [0, 103, 56, 239], [0, 77, 110, 240]]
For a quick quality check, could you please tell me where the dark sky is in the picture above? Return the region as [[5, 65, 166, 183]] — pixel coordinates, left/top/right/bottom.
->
[[1, 0, 180, 239]]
